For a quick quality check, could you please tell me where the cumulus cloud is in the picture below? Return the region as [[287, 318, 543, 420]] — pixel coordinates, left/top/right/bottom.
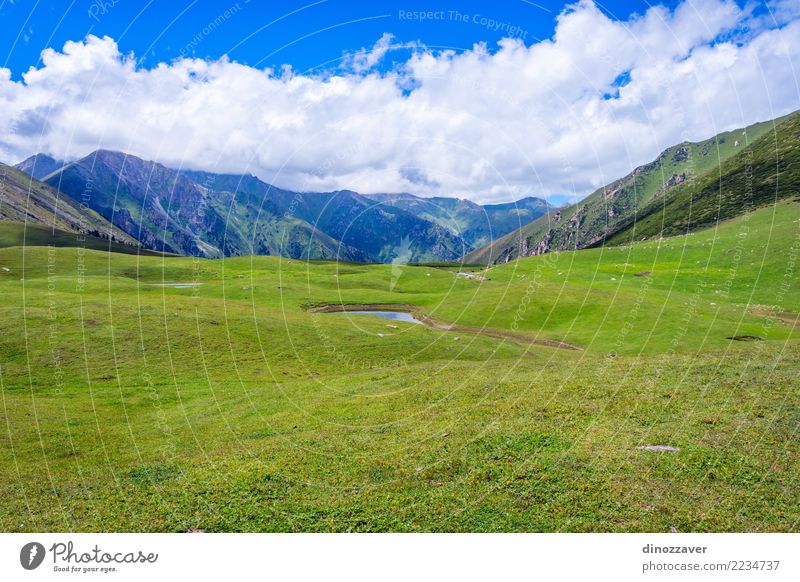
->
[[0, 0, 798, 203]]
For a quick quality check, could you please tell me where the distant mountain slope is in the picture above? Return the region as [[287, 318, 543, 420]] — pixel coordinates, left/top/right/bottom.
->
[[183, 172, 469, 263], [604, 110, 800, 246], [15, 154, 65, 180], [0, 161, 138, 246], [464, 112, 795, 264], [44, 152, 464, 262], [284, 190, 468, 263], [365, 193, 552, 248]]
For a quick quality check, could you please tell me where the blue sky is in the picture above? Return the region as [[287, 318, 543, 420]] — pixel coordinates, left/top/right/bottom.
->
[[0, 0, 797, 203], [2, 0, 686, 77]]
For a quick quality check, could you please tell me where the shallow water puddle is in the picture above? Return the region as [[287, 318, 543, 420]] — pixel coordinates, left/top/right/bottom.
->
[[145, 282, 204, 289], [334, 311, 423, 324]]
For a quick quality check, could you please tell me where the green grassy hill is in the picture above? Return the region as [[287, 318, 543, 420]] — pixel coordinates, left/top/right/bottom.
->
[[465, 112, 796, 264], [0, 192, 797, 531], [604, 110, 800, 245]]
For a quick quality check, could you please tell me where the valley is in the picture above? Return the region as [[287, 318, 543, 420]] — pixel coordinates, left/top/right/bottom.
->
[[0, 197, 797, 532]]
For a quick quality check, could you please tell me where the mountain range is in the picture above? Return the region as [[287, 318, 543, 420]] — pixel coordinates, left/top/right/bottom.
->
[[5, 109, 797, 264], [9, 150, 552, 263]]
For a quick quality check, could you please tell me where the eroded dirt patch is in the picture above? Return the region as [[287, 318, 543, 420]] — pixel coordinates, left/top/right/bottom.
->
[[747, 307, 800, 328]]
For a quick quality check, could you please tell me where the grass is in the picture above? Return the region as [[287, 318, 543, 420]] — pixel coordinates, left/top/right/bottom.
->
[[0, 200, 798, 532]]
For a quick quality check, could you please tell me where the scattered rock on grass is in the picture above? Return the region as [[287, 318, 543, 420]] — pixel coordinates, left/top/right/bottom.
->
[[636, 445, 680, 452]]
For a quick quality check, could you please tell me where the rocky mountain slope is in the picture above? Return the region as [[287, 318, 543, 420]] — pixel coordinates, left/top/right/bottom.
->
[[464, 112, 795, 264], [0, 161, 138, 246]]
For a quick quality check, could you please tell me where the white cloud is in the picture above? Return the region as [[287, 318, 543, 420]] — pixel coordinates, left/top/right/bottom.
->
[[0, 0, 798, 203], [342, 32, 417, 73]]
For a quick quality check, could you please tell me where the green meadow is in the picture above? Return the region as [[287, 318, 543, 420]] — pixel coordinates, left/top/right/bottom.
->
[[0, 200, 798, 532]]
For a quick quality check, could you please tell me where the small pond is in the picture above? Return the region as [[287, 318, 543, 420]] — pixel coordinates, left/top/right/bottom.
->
[[336, 311, 423, 324]]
